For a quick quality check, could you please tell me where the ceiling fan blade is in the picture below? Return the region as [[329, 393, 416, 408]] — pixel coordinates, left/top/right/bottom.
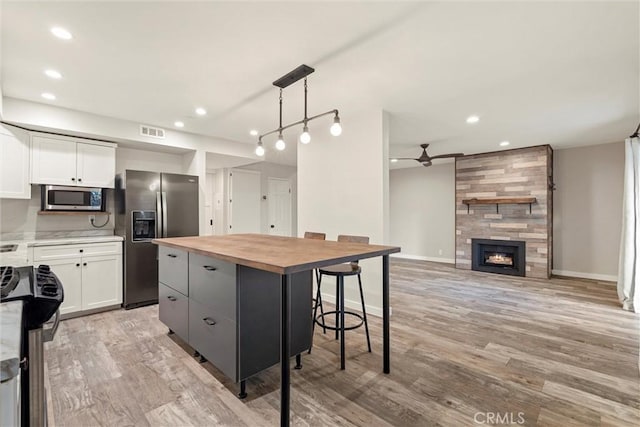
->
[[393, 157, 421, 161], [428, 153, 464, 160]]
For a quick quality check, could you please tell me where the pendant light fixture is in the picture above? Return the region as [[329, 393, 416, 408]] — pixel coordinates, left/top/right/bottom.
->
[[255, 64, 341, 156]]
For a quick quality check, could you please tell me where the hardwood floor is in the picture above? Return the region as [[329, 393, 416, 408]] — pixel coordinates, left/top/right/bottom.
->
[[44, 259, 640, 426]]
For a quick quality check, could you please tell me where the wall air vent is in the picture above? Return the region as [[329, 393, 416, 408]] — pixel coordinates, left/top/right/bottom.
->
[[140, 125, 166, 139]]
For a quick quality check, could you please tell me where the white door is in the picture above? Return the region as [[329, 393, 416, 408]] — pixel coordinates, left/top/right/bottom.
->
[[31, 136, 78, 186], [0, 125, 31, 199], [41, 258, 83, 315], [267, 177, 291, 236], [76, 142, 116, 188], [229, 169, 261, 234], [81, 254, 122, 310]]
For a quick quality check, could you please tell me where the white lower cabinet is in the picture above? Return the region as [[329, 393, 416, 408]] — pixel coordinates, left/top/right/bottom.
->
[[33, 242, 122, 316], [42, 258, 83, 315], [82, 254, 121, 310]]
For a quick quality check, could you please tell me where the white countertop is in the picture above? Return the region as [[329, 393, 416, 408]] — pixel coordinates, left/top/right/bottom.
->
[[0, 235, 123, 267], [0, 300, 23, 381]]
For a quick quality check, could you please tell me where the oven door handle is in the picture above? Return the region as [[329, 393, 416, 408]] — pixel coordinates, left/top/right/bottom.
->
[[42, 309, 60, 342]]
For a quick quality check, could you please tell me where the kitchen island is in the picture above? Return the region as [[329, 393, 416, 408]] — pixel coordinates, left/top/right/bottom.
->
[[153, 233, 400, 427]]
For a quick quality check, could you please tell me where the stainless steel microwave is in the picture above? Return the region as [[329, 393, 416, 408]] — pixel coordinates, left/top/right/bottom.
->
[[41, 185, 105, 211]]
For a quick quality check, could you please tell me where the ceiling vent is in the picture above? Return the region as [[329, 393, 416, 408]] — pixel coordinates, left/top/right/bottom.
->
[[140, 124, 166, 139]]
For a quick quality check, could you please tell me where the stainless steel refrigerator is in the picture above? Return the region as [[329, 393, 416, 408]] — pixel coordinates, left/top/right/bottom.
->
[[115, 170, 199, 309]]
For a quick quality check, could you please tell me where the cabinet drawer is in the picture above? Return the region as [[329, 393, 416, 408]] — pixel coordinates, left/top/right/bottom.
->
[[189, 299, 237, 381], [159, 283, 188, 340], [189, 254, 236, 319], [33, 242, 121, 261], [158, 247, 188, 295]]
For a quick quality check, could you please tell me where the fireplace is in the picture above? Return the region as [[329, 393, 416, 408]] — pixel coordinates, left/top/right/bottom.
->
[[472, 239, 525, 277]]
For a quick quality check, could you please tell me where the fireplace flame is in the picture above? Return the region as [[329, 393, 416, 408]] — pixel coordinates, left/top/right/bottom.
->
[[487, 253, 513, 265]]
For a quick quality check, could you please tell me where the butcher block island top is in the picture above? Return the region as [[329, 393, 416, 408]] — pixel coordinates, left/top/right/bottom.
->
[[152, 233, 401, 274]]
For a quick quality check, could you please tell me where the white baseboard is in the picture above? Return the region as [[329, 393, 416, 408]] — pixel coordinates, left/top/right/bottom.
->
[[319, 292, 390, 318], [391, 253, 455, 264], [552, 269, 617, 283]]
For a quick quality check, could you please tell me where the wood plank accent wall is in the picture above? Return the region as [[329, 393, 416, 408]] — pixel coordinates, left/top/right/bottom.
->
[[455, 145, 553, 278]]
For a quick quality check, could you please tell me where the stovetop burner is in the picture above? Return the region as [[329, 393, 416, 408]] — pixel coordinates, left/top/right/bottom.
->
[[0, 266, 19, 298]]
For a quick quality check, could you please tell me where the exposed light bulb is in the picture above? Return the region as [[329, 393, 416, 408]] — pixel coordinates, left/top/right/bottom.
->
[[174, 121, 184, 128], [41, 92, 56, 100], [299, 126, 311, 144], [500, 141, 510, 147], [275, 135, 286, 151], [330, 122, 342, 136], [249, 129, 258, 136], [466, 115, 480, 124], [195, 107, 207, 116], [255, 144, 265, 156], [390, 158, 398, 163]]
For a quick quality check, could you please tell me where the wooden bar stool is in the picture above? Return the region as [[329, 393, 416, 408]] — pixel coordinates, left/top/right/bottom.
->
[[313, 235, 372, 370]]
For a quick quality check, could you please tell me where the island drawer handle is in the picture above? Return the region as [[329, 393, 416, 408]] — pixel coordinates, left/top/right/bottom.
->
[[203, 317, 216, 326], [167, 296, 177, 302], [203, 266, 217, 272], [167, 254, 177, 258]]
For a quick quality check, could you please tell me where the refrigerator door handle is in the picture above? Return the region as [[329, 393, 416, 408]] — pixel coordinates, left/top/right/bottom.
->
[[156, 192, 163, 238], [161, 191, 168, 237]]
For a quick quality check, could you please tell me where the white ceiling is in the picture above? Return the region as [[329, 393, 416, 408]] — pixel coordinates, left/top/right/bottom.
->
[[2, 1, 638, 168]]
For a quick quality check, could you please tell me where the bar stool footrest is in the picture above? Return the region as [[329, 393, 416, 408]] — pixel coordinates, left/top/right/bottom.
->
[[315, 311, 364, 331]]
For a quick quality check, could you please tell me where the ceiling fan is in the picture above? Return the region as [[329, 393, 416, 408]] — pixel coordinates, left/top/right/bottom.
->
[[394, 143, 464, 167]]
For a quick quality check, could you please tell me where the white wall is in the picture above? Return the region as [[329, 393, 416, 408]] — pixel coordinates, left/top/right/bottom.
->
[[0, 185, 115, 237], [387, 141, 623, 281], [553, 142, 623, 281], [389, 162, 455, 263], [116, 147, 185, 175], [237, 162, 297, 235], [298, 109, 389, 316], [3, 97, 257, 159]]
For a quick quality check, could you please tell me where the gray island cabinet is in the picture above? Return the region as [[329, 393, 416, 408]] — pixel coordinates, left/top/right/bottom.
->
[[157, 245, 312, 396], [153, 233, 400, 426]]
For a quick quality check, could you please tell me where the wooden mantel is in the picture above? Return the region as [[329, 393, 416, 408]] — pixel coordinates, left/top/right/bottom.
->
[[461, 197, 537, 214]]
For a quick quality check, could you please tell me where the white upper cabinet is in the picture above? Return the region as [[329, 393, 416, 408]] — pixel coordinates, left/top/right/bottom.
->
[[76, 142, 115, 188], [31, 136, 78, 186], [0, 124, 31, 199], [31, 134, 116, 188]]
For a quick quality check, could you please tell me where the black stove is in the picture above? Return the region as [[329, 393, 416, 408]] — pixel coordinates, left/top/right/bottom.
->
[[1, 265, 64, 329]]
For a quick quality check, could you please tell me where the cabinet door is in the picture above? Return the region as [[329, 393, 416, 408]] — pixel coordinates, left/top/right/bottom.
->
[[39, 258, 83, 315], [76, 143, 116, 188], [0, 125, 31, 199], [31, 136, 78, 186], [81, 254, 122, 310]]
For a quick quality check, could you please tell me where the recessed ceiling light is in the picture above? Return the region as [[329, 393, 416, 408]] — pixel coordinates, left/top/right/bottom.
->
[[500, 141, 510, 147], [174, 121, 184, 128], [249, 130, 258, 136], [466, 115, 479, 124], [195, 107, 207, 116], [390, 158, 398, 163], [41, 92, 56, 100], [44, 69, 62, 79], [51, 27, 72, 40]]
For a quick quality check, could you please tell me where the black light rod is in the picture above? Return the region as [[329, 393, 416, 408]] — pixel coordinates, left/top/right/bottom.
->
[[258, 109, 338, 140], [273, 64, 315, 88]]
